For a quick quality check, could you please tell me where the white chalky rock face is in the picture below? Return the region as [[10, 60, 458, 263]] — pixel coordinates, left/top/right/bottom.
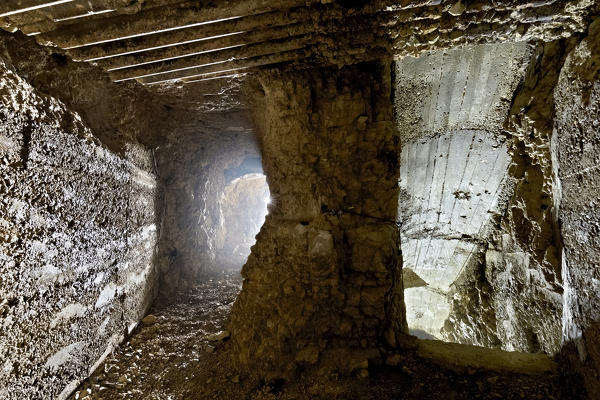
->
[[394, 42, 531, 340], [399, 129, 511, 337]]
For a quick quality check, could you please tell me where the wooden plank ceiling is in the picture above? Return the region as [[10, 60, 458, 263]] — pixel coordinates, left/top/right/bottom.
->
[[0, 0, 594, 86]]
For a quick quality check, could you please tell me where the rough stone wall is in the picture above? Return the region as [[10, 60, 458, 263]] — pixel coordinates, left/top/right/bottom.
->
[[441, 18, 600, 361], [393, 41, 563, 352], [0, 48, 158, 399], [229, 62, 407, 378], [394, 39, 576, 355], [554, 17, 600, 398], [476, 39, 581, 355], [441, 41, 574, 355], [0, 30, 161, 153]]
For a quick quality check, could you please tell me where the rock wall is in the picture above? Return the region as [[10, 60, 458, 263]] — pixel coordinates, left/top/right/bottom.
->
[[0, 45, 158, 399], [394, 39, 583, 355], [554, 17, 600, 398], [443, 40, 573, 355], [394, 42, 559, 351], [0, 31, 162, 153], [229, 62, 407, 378], [476, 39, 577, 355], [399, 129, 512, 341]]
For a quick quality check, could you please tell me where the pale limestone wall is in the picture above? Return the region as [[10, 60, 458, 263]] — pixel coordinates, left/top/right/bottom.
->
[[399, 129, 511, 337], [0, 51, 158, 399], [394, 42, 533, 345]]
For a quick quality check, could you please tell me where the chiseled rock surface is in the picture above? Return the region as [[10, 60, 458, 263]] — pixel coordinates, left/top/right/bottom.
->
[[228, 62, 407, 377], [473, 39, 580, 355], [441, 39, 569, 354], [554, 17, 600, 399], [399, 129, 512, 338], [0, 44, 158, 399], [395, 42, 558, 351], [395, 42, 532, 144]]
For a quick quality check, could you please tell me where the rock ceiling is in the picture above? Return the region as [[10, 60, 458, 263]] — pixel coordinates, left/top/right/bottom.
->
[[0, 0, 595, 86]]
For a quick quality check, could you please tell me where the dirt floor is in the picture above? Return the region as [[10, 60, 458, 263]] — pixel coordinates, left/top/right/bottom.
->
[[70, 272, 588, 400]]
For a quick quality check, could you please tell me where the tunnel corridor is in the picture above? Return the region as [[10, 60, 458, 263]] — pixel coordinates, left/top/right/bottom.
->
[[1, 1, 600, 400]]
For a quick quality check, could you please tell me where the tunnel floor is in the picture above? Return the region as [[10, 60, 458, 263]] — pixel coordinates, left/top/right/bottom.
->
[[71, 272, 243, 400], [70, 274, 583, 400]]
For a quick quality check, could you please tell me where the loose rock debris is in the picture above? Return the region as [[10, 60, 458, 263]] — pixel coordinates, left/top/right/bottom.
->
[[69, 271, 587, 400]]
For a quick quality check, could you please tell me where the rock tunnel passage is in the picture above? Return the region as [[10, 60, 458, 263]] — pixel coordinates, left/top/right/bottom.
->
[[1, 1, 600, 399]]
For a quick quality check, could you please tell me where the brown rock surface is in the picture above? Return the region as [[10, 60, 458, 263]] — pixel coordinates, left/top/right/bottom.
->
[[228, 61, 407, 377], [554, 17, 600, 399]]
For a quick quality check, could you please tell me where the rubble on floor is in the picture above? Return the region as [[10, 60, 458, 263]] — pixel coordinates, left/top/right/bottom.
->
[[69, 271, 586, 400]]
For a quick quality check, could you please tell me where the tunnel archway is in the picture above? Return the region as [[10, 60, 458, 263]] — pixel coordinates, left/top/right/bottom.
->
[[214, 172, 270, 271]]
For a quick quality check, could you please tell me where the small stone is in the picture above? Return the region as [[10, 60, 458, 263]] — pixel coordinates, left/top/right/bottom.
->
[[142, 314, 157, 326], [295, 346, 319, 364], [448, 1, 466, 16], [206, 330, 230, 341], [358, 369, 369, 379], [101, 381, 125, 389], [231, 375, 240, 383], [357, 116, 368, 130], [385, 354, 402, 366]]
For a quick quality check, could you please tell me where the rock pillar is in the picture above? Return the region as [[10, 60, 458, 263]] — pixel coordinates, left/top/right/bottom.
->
[[228, 61, 407, 376]]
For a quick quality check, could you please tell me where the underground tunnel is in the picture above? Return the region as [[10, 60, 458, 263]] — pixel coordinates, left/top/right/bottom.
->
[[1, 1, 600, 399]]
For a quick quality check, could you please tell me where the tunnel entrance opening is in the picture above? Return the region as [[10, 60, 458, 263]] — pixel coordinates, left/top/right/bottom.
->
[[214, 172, 270, 271]]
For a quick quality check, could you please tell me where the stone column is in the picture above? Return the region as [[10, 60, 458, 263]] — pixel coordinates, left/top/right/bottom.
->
[[228, 61, 407, 378]]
